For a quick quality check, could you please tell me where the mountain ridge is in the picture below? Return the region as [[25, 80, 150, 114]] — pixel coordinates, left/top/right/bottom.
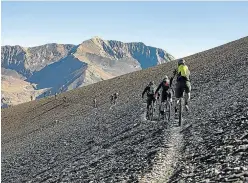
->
[[1, 37, 174, 107], [2, 36, 168, 51]]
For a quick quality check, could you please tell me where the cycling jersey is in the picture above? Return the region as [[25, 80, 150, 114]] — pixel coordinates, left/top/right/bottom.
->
[[177, 65, 190, 81]]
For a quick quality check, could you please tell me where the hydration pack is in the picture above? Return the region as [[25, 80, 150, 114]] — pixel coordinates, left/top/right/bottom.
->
[[147, 85, 155, 95]]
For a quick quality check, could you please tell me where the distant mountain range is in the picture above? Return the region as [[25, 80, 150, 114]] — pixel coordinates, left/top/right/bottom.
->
[[1, 36, 175, 107]]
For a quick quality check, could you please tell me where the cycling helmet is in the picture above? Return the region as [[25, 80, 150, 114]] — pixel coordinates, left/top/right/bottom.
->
[[163, 76, 169, 81], [178, 59, 185, 65], [149, 81, 154, 86]]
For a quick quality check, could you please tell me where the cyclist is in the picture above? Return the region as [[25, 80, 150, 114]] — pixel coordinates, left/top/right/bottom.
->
[[173, 58, 191, 112], [155, 76, 173, 116], [142, 81, 156, 118]]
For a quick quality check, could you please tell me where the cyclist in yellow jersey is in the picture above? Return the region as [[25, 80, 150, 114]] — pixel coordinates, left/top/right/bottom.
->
[[173, 59, 191, 111]]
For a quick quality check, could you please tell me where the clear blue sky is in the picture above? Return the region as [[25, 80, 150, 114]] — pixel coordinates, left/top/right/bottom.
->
[[2, 1, 248, 58]]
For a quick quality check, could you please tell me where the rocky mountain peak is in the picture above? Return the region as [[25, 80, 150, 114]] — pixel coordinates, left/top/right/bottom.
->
[[91, 36, 103, 41], [1, 37, 174, 106]]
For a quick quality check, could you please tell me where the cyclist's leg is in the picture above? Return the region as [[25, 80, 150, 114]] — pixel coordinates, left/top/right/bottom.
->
[[184, 81, 191, 111], [147, 97, 152, 116], [164, 91, 169, 110], [160, 92, 166, 115], [146, 98, 150, 110], [152, 97, 156, 108], [152, 97, 156, 115], [185, 93, 190, 105], [175, 82, 184, 113], [184, 81, 191, 104], [168, 90, 172, 103]]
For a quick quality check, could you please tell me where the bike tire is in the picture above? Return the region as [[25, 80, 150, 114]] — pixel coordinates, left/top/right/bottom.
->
[[165, 101, 171, 121], [162, 102, 165, 121], [147, 103, 152, 120], [179, 98, 182, 126], [147, 106, 151, 120], [150, 102, 154, 121], [158, 104, 161, 121]]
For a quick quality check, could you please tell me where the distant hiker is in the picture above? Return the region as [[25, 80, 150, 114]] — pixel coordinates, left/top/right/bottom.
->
[[55, 92, 57, 99], [93, 98, 97, 108], [110, 93, 119, 105], [63, 96, 67, 102], [30, 95, 33, 101], [1, 98, 6, 106], [172, 58, 191, 112], [113, 93, 118, 105], [110, 94, 114, 104], [61, 85, 65, 93], [142, 81, 156, 118], [1, 97, 6, 102]]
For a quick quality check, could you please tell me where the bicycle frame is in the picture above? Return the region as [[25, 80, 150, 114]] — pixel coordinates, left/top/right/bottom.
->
[[158, 98, 171, 122], [147, 99, 156, 120], [176, 92, 185, 126]]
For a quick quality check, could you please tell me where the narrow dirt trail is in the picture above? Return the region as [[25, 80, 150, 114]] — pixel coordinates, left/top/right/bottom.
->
[[139, 102, 184, 183], [140, 126, 183, 183]]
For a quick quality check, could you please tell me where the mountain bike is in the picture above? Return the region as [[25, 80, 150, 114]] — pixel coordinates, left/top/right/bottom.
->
[[158, 98, 171, 123], [178, 96, 183, 126], [147, 99, 156, 121]]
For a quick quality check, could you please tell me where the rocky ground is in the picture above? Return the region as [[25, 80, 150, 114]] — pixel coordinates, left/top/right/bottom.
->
[[167, 37, 248, 183], [2, 37, 248, 182]]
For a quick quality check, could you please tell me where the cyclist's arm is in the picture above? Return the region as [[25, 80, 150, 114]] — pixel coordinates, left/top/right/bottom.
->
[[142, 87, 148, 98], [169, 77, 174, 87], [173, 69, 177, 77], [155, 83, 162, 94], [171, 88, 175, 95]]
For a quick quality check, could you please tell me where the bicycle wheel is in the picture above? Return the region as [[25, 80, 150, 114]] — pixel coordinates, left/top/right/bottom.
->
[[159, 102, 165, 122], [147, 104, 152, 120], [179, 98, 183, 126], [161, 102, 165, 121], [165, 100, 171, 121], [158, 104, 161, 121], [150, 102, 154, 121]]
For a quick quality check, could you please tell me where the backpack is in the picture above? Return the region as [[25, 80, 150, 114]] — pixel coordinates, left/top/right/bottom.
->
[[147, 85, 155, 95]]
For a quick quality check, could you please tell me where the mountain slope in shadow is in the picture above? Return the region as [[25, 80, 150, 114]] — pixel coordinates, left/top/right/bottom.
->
[[28, 55, 87, 92]]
